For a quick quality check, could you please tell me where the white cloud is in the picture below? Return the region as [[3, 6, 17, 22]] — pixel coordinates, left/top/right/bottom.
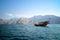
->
[[7, 13, 13, 17], [14, 14, 34, 18]]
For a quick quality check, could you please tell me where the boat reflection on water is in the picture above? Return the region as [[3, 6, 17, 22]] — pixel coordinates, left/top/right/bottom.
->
[[34, 21, 49, 26]]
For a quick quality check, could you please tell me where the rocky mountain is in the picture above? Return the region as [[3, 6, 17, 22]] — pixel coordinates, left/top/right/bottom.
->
[[29, 15, 60, 24], [0, 15, 60, 24], [0, 19, 6, 24], [6, 18, 29, 24]]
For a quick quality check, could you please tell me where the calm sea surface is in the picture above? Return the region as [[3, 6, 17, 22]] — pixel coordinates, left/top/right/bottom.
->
[[0, 24, 60, 40]]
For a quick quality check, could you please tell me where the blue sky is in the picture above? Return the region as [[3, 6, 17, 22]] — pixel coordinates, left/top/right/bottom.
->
[[0, 0, 60, 19]]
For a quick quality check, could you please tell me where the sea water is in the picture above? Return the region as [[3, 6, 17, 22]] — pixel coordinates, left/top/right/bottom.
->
[[0, 24, 60, 40]]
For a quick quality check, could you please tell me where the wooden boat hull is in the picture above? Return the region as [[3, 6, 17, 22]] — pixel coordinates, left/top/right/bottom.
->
[[34, 21, 49, 26], [35, 24, 47, 26]]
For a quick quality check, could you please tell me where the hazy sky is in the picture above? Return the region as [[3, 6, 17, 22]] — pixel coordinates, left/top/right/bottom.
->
[[0, 0, 60, 19]]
